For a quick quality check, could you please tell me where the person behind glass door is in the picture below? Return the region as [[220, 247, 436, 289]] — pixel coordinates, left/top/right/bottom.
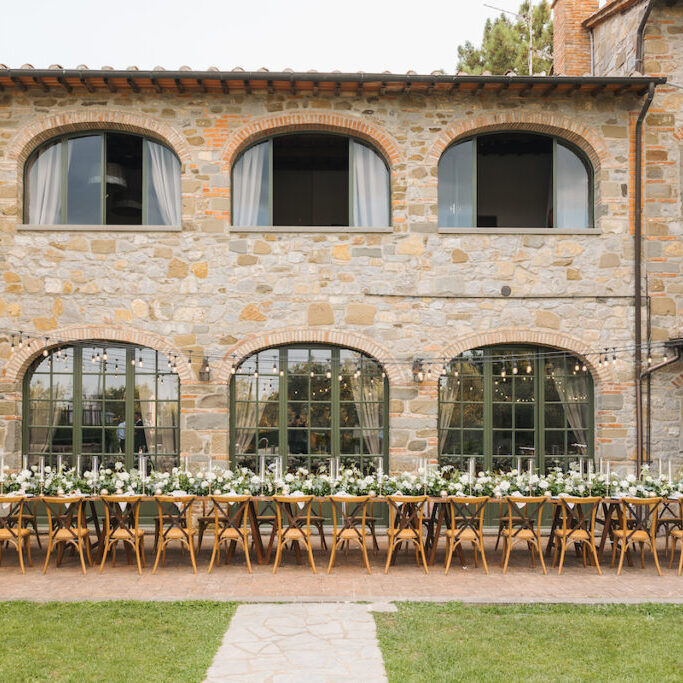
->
[[288, 414, 307, 454], [134, 411, 148, 453], [116, 417, 126, 453]]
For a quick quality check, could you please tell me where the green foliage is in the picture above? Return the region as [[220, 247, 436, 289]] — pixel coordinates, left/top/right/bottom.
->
[[375, 602, 683, 682], [0, 601, 236, 682], [457, 1, 553, 75]]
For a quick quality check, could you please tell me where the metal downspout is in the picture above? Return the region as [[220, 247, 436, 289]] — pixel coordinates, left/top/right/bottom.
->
[[635, 0, 656, 74], [634, 81, 656, 475]]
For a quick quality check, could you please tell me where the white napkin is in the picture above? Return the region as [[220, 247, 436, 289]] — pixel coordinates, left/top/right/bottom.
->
[[0, 503, 10, 515]]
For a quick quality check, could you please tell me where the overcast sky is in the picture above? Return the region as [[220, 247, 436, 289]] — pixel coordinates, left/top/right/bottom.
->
[[0, 0, 525, 74]]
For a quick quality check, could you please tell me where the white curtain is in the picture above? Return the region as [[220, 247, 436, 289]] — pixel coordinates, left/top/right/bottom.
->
[[350, 374, 382, 455], [28, 143, 62, 224], [439, 376, 459, 452], [232, 377, 268, 454], [352, 141, 390, 227], [553, 374, 590, 452], [147, 142, 181, 225], [233, 142, 269, 226]]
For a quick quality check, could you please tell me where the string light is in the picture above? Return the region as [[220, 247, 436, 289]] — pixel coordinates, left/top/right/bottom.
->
[[526, 362, 532, 374], [512, 364, 518, 375]]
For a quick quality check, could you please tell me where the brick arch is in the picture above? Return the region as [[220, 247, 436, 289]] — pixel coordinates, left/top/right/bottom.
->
[[215, 327, 410, 386], [221, 111, 403, 169], [6, 109, 192, 166], [426, 112, 611, 171], [437, 328, 610, 385], [2, 324, 195, 384]]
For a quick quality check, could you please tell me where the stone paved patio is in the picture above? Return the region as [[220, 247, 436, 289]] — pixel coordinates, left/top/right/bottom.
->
[[204, 603, 388, 682], [1, 534, 681, 603]]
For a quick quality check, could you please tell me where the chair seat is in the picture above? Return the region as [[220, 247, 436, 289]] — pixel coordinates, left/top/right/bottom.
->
[[54, 528, 89, 540], [671, 529, 683, 539], [163, 527, 197, 539], [445, 528, 478, 541], [387, 529, 420, 540], [217, 528, 250, 540], [554, 529, 590, 541], [0, 528, 30, 539], [337, 528, 367, 540], [282, 528, 312, 541], [612, 529, 650, 542], [111, 528, 145, 540], [502, 528, 536, 540]]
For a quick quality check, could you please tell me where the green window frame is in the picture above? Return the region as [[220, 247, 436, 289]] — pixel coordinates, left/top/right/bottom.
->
[[23, 131, 181, 226], [23, 343, 180, 470], [438, 345, 594, 472], [230, 344, 389, 472], [438, 133, 594, 229], [231, 133, 391, 227]]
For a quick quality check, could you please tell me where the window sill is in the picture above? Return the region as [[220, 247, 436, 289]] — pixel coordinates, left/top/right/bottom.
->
[[232, 225, 393, 234], [18, 224, 182, 233], [438, 227, 600, 235]]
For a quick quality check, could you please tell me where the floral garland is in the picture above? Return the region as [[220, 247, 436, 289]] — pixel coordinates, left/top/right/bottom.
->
[[1, 462, 682, 499]]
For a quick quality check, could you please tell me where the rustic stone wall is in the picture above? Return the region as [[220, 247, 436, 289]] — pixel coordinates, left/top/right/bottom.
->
[[0, 77, 678, 471]]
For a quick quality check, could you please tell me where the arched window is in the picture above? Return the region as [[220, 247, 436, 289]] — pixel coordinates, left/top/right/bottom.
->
[[438, 345, 594, 472], [438, 132, 593, 229], [24, 343, 180, 469], [230, 345, 388, 471], [25, 132, 181, 226], [232, 133, 390, 227]]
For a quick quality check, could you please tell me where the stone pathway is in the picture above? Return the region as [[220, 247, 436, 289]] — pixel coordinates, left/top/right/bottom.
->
[[204, 603, 389, 682]]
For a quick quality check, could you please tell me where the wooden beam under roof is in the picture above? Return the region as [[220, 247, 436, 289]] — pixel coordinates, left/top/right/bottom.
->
[[57, 76, 72, 93], [10, 76, 27, 91], [127, 77, 140, 93], [103, 76, 116, 93], [80, 76, 95, 93], [150, 77, 162, 93], [174, 78, 185, 93], [220, 78, 229, 94], [32, 76, 49, 92], [196, 78, 206, 93]]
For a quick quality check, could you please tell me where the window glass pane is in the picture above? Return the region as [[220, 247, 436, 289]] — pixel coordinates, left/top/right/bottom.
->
[[27, 141, 63, 224], [52, 374, 73, 401], [156, 402, 179, 428], [556, 142, 590, 229], [135, 373, 156, 401], [438, 139, 473, 227], [461, 403, 483, 428], [106, 133, 143, 225], [67, 135, 102, 224], [462, 430, 484, 455], [82, 428, 103, 454], [259, 402, 279, 429], [145, 141, 181, 225], [104, 401, 125, 427], [233, 141, 270, 226], [104, 428, 122, 454], [340, 430, 362, 455]]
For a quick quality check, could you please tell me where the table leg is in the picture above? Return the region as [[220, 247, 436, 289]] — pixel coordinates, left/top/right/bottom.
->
[[429, 504, 447, 566], [247, 501, 266, 565], [597, 502, 613, 561], [544, 503, 561, 557]]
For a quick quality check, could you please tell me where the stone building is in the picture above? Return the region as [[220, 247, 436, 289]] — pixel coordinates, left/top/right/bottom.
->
[[0, 0, 681, 475]]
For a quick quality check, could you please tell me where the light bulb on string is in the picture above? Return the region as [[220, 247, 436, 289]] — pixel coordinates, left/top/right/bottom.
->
[[338, 374, 343, 381], [10, 336, 15, 354], [18, 332, 23, 349], [279, 369, 284, 377], [102, 350, 107, 362], [611, 349, 617, 367], [310, 371, 315, 378], [526, 361, 532, 374], [512, 364, 518, 375], [326, 370, 332, 379], [91, 353, 96, 364], [272, 362, 277, 374]]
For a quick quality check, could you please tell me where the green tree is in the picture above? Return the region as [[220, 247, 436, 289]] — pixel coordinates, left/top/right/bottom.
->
[[457, 1, 553, 76]]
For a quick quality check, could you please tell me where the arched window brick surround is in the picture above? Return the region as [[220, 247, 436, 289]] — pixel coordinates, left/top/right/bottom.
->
[[426, 112, 611, 172], [221, 112, 404, 171], [438, 328, 611, 386], [1, 325, 194, 385], [5, 110, 192, 167], [215, 328, 410, 386]]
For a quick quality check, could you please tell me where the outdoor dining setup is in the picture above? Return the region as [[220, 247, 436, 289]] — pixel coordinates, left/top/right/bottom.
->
[[1, 454, 682, 578]]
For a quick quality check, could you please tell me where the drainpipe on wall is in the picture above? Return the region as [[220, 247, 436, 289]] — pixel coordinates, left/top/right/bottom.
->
[[635, 0, 656, 74], [634, 81, 656, 475]]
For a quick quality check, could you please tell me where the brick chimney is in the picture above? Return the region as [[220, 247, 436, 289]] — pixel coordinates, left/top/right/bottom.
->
[[552, 0, 599, 75]]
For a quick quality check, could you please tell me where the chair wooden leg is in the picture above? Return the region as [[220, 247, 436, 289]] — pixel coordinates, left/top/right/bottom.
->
[[85, 535, 93, 567], [77, 540, 87, 574], [17, 540, 25, 575], [327, 538, 339, 574], [444, 538, 454, 575], [112, 542, 117, 568], [42, 536, 54, 574], [25, 535, 33, 567], [188, 538, 198, 574], [502, 538, 512, 574], [140, 536, 146, 567], [537, 537, 547, 575], [589, 542, 602, 576], [384, 540, 395, 574], [479, 539, 489, 575], [610, 538, 618, 568], [640, 542, 646, 569], [134, 541, 143, 574], [361, 538, 372, 574], [678, 542, 683, 576], [272, 536, 284, 574], [225, 540, 236, 566], [306, 539, 317, 574], [418, 541, 429, 575], [668, 536, 676, 568], [650, 540, 662, 576], [616, 541, 627, 575], [208, 537, 219, 573], [558, 539, 567, 576], [243, 538, 252, 574], [152, 539, 164, 574], [99, 539, 111, 573]]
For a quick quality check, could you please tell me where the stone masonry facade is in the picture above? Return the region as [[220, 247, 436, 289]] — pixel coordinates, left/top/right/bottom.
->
[[0, 0, 681, 473]]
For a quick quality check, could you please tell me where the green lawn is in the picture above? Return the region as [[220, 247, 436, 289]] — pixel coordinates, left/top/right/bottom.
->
[[0, 601, 236, 682], [374, 602, 683, 682]]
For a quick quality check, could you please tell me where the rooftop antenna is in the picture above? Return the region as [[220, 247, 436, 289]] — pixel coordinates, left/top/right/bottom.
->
[[484, 2, 533, 75]]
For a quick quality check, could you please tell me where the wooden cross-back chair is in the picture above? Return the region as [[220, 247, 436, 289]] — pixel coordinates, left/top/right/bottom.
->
[[552, 496, 602, 575], [611, 497, 662, 576], [272, 495, 316, 573], [196, 498, 217, 555], [0, 496, 32, 573], [500, 496, 547, 575], [668, 500, 683, 576], [208, 495, 252, 573], [385, 495, 429, 574], [656, 499, 682, 557], [327, 495, 372, 574], [255, 498, 278, 563], [99, 496, 145, 574], [42, 497, 92, 574], [445, 496, 489, 575], [153, 496, 197, 573]]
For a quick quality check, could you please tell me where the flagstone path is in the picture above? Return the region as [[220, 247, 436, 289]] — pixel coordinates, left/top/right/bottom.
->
[[203, 603, 390, 682]]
